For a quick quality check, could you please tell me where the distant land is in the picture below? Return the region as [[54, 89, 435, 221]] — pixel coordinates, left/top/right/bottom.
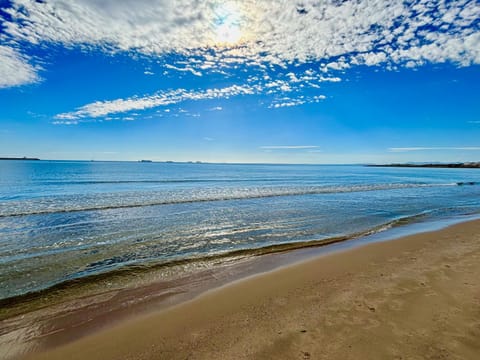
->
[[368, 162, 480, 169], [0, 157, 40, 161]]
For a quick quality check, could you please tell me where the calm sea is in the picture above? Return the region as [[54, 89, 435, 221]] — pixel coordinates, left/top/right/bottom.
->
[[1, 160, 480, 300]]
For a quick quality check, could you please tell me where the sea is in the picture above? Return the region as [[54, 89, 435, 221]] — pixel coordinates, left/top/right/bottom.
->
[[1, 160, 480, 302]]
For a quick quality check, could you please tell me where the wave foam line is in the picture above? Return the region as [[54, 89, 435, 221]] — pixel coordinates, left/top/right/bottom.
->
[[0, 182, 459, 218]]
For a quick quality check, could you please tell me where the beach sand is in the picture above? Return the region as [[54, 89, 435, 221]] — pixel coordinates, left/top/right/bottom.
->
[[26, 219, 480, 360]]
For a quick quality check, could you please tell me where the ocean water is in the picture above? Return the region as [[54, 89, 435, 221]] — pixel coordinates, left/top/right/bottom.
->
[[1, 160, 480, 301]]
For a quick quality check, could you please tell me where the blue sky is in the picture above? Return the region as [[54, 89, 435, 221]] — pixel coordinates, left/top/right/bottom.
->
[[0, 0, 479, 163]]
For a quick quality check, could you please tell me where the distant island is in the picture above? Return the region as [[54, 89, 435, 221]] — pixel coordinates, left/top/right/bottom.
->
[[368, 162, 480, 169], [0, 157, 40, 161]]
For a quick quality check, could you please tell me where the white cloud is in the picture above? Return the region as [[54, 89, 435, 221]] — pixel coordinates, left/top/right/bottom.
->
[[52, 120, 79, 125], [2, 0, 479, 75], [2, 0, 478, 124], [54, 71, 330, 121], [164, 64, 202, 77], [0, 45, 39, 88], [269, 94, 326, 108], [260, 145, 320, 150], [55, 84, 260, 120], [270, 98, 306, 108], [389, 147, 480, 152], [318, 77, 341, 83]]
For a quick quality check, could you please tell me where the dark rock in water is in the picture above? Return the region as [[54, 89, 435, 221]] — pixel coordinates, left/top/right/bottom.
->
[[457, 182, 477, 186]]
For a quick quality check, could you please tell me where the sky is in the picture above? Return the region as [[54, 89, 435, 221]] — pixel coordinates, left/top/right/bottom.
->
[[0, 0, 479, 164]]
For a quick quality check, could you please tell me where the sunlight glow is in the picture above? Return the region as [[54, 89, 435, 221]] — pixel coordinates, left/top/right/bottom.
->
[[213, 2, 243, 45]]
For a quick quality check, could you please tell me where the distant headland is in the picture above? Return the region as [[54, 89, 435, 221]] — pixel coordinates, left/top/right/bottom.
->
[[368, 162, 480, 169], [0, 157, 40, 161]]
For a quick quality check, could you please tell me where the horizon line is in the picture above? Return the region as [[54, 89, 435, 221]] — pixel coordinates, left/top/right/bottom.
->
[[1, 158, 478, 166]]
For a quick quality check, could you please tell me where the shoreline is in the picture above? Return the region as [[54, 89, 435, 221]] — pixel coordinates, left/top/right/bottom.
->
[[1, 210, 472, 309], [8, 216, 480, 359]]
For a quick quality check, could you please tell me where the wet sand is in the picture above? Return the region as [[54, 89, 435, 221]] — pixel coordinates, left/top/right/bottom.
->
[[26, 219, 480, 360]]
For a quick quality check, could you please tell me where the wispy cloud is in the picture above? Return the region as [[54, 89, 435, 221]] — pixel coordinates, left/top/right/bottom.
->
[[389, 147, 480, 152], [0, 45, 40, 88], [164, 64, 202, 77], [260, 146, 320, 150], [52, 120, 79, 125], [269, 95, 326, 109], [54, 71, 332, 122], [55, 84, 260, 120]]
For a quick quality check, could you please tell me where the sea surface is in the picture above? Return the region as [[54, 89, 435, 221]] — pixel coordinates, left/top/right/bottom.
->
[[1, 160, 480, 301]]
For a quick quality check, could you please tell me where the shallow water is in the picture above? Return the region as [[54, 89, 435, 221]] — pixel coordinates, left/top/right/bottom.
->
[[1, 161, 480, 300]]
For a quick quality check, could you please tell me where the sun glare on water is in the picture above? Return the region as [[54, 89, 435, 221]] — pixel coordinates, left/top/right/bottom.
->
[[214, 2, 243, 45]]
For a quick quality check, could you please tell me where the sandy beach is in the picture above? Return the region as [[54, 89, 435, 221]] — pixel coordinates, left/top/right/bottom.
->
[[24, 219, 480, 360], [2, 1, 479, 359]]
